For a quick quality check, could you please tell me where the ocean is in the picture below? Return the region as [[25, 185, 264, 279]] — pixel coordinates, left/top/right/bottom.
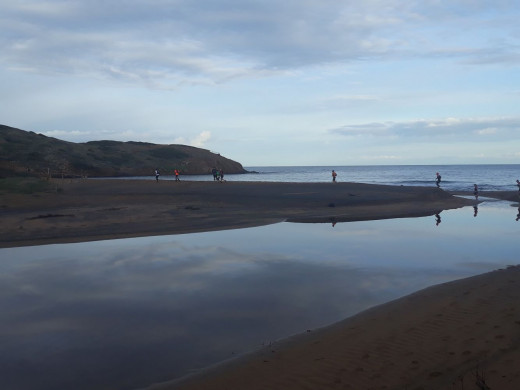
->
[[170, 164, 520, 192]]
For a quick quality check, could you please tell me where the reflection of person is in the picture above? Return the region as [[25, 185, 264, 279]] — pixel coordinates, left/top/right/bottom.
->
[[516, 207, 520, 222], [332, 170, 337, 182], [155, 169, 160, 182], [436, 172, 441, 187], [473, 184, 479, 200], [435, 213, 441, 226], [473, 206, 478, 217]]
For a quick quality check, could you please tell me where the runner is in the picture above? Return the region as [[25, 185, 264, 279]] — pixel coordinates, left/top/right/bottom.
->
[[436, 172, 441, 187]]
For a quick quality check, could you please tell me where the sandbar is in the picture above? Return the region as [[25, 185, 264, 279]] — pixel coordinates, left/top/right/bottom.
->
[[1, 179, 477, 248]]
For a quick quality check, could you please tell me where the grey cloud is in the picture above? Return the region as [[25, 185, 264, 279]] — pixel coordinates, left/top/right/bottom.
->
[[1, 0, 519, 87], [329, 117, 520, 140]]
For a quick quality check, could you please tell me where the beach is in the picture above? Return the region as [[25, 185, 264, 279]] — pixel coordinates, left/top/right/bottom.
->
[[1, 178, 475, 248], [149, 266, 520, 390], [1, 179, 519, 390]]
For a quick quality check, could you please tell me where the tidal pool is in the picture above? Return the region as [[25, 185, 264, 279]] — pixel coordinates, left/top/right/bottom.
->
[[0, 200, 518, 390]]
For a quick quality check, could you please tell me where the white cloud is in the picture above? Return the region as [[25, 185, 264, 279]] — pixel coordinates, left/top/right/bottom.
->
[[174, 131, 211, 148], [329, 117, 520, 140], [190, 131, 212, 147], [43, 130, 85, 138]]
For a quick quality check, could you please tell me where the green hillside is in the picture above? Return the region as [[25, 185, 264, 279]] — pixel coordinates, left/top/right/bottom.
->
[[0, 125, 247, 178]]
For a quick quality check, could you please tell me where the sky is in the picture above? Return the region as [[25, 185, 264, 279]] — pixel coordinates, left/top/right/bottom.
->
[[1, 0, 520, 166]]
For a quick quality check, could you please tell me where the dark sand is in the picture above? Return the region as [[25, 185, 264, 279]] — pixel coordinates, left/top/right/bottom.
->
[[1, 179, 475, 248]]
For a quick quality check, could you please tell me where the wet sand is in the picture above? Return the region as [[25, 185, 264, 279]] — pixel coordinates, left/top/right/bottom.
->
[[1, 179, 475, 248]]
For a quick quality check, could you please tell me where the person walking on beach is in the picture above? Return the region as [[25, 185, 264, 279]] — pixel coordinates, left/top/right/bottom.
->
[[174, 169, 180, 181], [516, 179, 520, 192], [155, 169, 160, 182], [474, 184, 479, 200], [436, 172, 441, 187], [219, 169, 224, 182], [212, 168, 218, 181], [332, 170, 337, 182]]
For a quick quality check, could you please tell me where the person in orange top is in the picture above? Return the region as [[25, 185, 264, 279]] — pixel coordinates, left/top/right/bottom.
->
[[332, 170, 337, 182], [174, 169, 180, 181]]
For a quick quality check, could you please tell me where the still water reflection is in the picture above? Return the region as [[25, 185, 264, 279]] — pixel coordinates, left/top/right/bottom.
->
[[0, 200, 519, 390]]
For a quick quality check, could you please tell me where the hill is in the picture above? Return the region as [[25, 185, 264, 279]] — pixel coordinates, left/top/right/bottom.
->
[[0, 125, 247, 178]]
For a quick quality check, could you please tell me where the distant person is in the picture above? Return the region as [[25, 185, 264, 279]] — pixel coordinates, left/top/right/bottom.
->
[[516, 179, 520, 192], [155, 169, 160, 182], [332, 170, 337, 182], [473, 184, 479, 200], [174, 169, 180, 181], [212, 168, 218, 181], [435, 172, 441, 187], [220, 169, 224, 182]]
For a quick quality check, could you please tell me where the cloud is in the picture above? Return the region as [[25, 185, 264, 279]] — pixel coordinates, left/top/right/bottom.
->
[[174, 131, 211, 147], [329, 117, 520, 140], [190, 131, 212, 147], [1, 0, 519, 88]]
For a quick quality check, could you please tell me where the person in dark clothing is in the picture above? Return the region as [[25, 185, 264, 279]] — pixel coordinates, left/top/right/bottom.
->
[[435, 172, 441, 187]]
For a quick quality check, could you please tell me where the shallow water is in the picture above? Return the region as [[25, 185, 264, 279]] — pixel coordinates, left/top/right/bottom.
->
[[0, 200, 519, 390]]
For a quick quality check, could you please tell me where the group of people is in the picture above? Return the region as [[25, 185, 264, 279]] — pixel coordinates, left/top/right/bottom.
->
[[212, 168, 225, 182]]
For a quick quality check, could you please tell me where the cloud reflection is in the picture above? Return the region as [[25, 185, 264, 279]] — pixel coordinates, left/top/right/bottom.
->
[[0, 201, 518, 389]]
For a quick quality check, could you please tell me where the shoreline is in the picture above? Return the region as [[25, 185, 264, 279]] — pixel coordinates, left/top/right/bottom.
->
[[0, 179, 482, 248], [147, 265, 520, 390]]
